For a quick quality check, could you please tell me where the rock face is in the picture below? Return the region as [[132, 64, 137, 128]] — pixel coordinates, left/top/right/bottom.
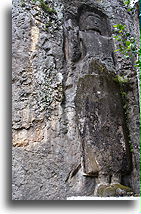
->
[[75, 68, 131, 179], [12, 0, 140, 200]]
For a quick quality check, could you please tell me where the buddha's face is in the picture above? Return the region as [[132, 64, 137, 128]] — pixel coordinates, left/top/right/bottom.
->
[[79, 12, 110, 36], [78, 10, 114, 64]]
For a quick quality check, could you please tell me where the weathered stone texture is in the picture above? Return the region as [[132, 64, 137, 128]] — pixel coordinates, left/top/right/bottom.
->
[[12, 0, 140, 199], [75, 68, 131, 178]]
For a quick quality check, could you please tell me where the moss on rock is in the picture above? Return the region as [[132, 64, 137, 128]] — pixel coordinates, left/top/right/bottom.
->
[[111, 183, 132, 192], [97, 183, 133, 197]]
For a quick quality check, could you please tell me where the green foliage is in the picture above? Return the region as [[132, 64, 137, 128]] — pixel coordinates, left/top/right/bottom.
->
[[113, 24, 141, 68], [20, 0, 26, 7], [123, 0, 130, 5], [32, 0, 56, 14], [120, 91, 127, 97], [113, 1, 141, 68], [113, 75, 129, 84], [129, 141, 134, 152], [123, 0, 134, 12], [44, 22, 52, 31], [31, 0, 57, 32]]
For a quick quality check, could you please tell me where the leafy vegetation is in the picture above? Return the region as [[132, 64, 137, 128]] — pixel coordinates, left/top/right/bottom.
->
[[113, 24, 140, 68], [113, 0, 141, 68], [123, 0, 135, 11], [31, 0, 57, 32], [113, 74, 129, 83], [32, 0, 56, 14], [20, 0, 26, 7]]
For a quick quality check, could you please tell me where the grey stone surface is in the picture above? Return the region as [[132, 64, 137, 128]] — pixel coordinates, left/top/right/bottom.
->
[[12, 0, 140, 200], [75, 68, 131, 178]]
